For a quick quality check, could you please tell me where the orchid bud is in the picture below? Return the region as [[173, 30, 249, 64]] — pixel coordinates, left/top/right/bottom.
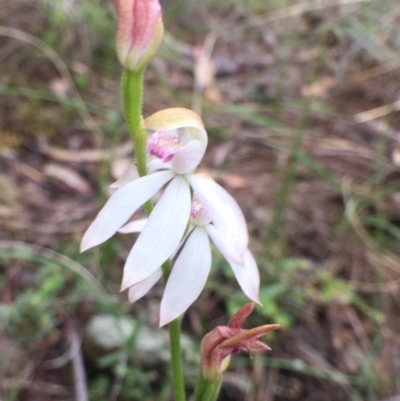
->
[[200, 303, 280, 381], [112, 0, 164, 71]]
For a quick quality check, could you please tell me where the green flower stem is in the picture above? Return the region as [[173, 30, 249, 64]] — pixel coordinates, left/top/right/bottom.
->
[[194, 375, 222, 401], [122, 70, 147, 178], [122, 70, 143, 143], [168, 316, 186, 401], [122, 68, 186, 401]]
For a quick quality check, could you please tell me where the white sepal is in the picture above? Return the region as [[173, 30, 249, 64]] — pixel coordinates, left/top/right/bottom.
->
[[119, 218, 148, 234], [187, 174, 248, 261], [121, 176, 191, 291], [128, 268, 162, 303], [205, 224, 245, 266], [229, 249, 261, 305], [81, 170, 174, 252], [159, 227, 211, 327]]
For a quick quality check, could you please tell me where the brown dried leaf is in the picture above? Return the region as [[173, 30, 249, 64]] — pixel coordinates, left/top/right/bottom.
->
[[193, 40, 215, 90], [221, 174, 248, 189], [43, 163, 91, 194], [38, 137, 133, 163], [301, 76, 335, 98], [392, 148, 400, 166], [204, 87, 223, 103]]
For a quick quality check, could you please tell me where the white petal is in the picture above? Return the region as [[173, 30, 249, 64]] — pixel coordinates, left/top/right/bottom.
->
[[147, 158, 171, 173], [229, 249, 261, 304], [81, 170, 174, 252], [171, 140, 205, 174], [188, 174, 248, 263], [119, 218, 148, 234], [121, 176, 191, 290], [159, 227, 211, 327], [128, 268, 162, 303]]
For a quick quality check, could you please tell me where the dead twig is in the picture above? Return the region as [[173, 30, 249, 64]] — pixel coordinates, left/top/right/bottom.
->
[[354, 100, 400, 123], [69, 329, 89, 401], [38, 137, 133, 163]]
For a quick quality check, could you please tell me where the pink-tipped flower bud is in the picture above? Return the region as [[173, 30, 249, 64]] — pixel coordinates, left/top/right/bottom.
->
[[112, 0, 164, 71]]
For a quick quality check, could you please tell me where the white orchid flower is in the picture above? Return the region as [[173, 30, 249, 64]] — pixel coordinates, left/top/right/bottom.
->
[[80, 108, 248, 296], [122, 197, 260, 327]]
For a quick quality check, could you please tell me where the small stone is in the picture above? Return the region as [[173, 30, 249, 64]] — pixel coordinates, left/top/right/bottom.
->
[[84, 314, 198, 367]]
